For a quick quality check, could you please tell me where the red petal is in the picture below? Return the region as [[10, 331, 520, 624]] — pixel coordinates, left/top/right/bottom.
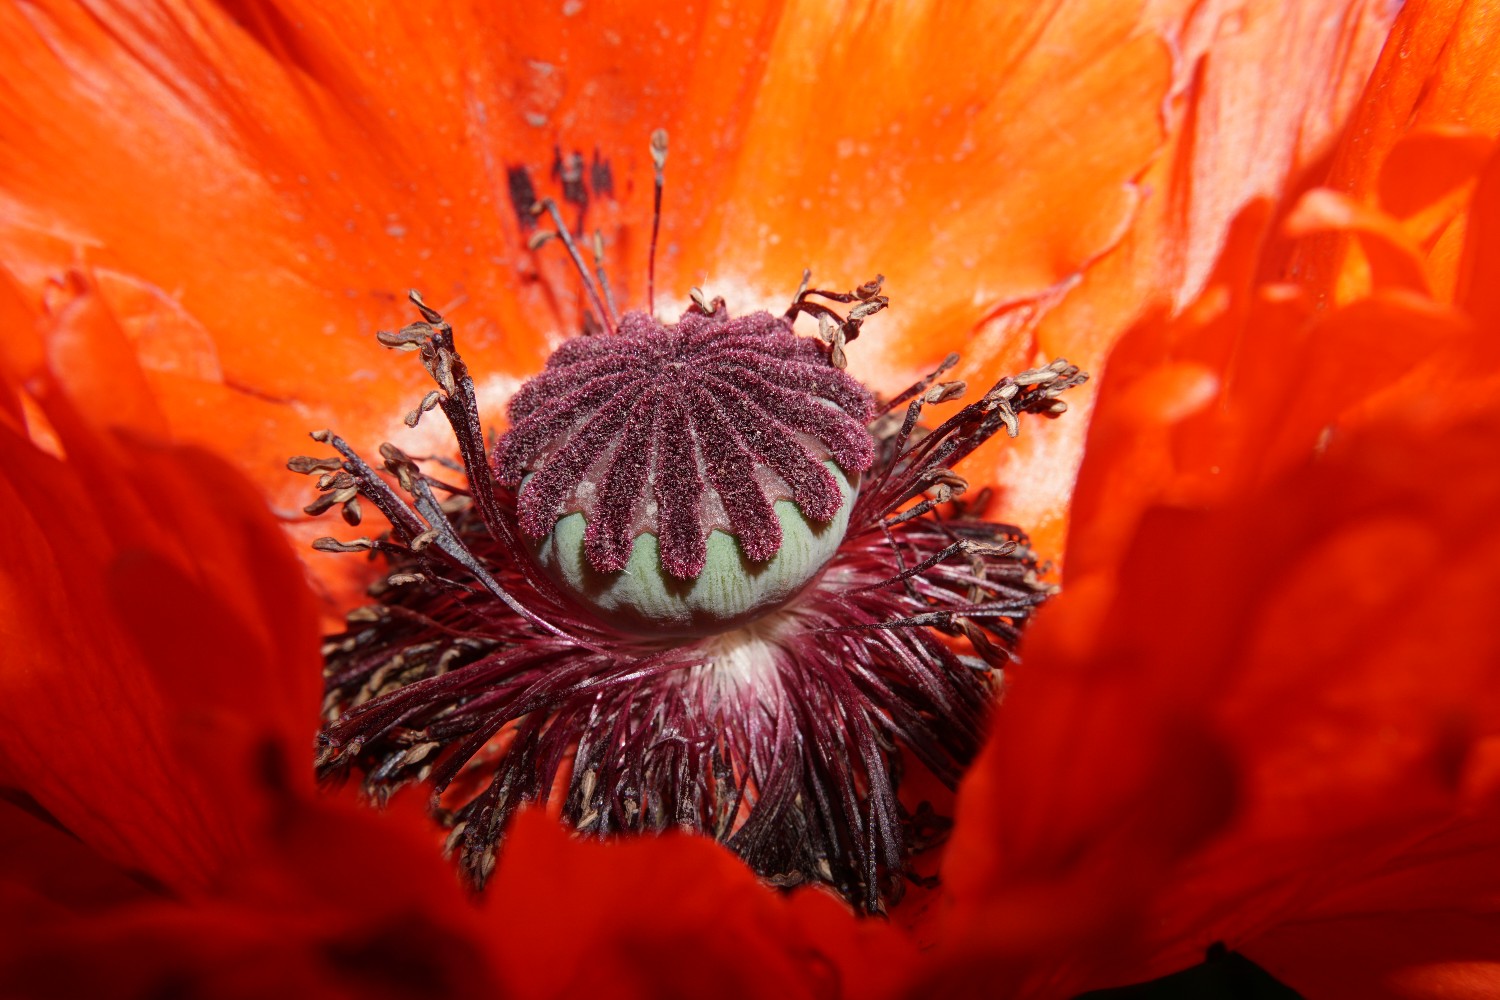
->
[[1246, 807, 1500, 997], [1456, 144, 1500, 329], [934, 0, 1500, 975], [0, 280, 322, 890], [485, 810, 916, 999], [0, 789, 507, 999], [932, 401, 1500, 995], [0, 795, 153, 915]]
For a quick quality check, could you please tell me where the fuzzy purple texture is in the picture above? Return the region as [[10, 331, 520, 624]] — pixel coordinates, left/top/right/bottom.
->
[[493, 306, 876, 577], [304, 292, 1088, 913], [686, 384, 783, 563]]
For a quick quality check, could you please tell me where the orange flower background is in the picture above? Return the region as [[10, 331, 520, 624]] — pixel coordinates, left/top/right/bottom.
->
[[2, 0, 1498, 996]]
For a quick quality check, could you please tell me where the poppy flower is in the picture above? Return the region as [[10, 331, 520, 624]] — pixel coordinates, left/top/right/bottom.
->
[[3, 0, 1499, 998]]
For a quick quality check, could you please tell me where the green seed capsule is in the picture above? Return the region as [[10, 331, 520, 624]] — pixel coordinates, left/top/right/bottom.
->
[[530, 465, 858, 635]]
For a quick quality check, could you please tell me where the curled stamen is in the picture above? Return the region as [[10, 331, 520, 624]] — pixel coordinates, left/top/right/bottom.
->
[[299, 285, 1086, 912], [296, 131, 1088, 917]]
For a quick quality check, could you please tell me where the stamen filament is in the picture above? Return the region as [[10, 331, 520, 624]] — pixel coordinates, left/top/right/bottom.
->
[[531, 198, 616, 334], [648, 128, 668, 317]]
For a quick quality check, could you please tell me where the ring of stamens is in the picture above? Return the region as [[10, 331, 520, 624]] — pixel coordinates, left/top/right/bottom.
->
[[294, 132, 1088, 914]]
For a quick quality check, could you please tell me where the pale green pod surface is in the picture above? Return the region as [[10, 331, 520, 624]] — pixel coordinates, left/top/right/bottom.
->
[[531, 464, 859, 636]]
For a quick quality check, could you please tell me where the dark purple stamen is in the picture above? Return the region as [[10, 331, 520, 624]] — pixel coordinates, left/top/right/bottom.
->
[[297, 131, 1086, 919], [297, 286, 1086, 914]]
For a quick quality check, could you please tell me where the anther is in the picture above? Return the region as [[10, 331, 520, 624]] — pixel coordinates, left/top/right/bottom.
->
[[385, 573, 425, 587], [793, 268, 812, 303], [312, 537, 375, 553], [377, 324, 426, 352], [288, 455, 343, 474], [924, 381, 967, 404], [404, 390, 443, 428], [1014, 368, 1059, 386]]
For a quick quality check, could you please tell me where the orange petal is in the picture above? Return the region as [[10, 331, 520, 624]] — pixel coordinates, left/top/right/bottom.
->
[[1142, 0, 1397, 310], [0, 423, 230, 888], [1295, 0, 1500, 301], [0, 787, 508, 998], [1063, 177, 1491, 588], [1325, 0, 1500, 198], [979, 0, 1395, 554], [1285, 187, 1433, 295], [0, 266, 40, 429], [934, 76, 1500, 983], [0, 0, 1181, 583], [1251, 910, 1500, 1000], [1058, 200, 1285, 579], [684, 3, 1170, 382]]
